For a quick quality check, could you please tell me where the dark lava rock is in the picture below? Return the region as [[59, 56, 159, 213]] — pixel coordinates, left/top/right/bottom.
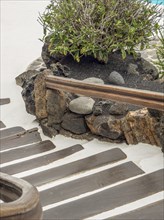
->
[[50, 63, 70, 77], [42, 38, 65, 68], [93, 100, 128, 116], [61, 112, 89, 134], [154, 114, 164, 152], [40, 119, 58, 138], [109, 102, 128, 115], [15, 70, 40, 87], [93, 101, 114, 116], [86, 114, 124, 140], [148, 109, 163, 119], [46, 89, 69, 124], [21, 80, 36, 115]]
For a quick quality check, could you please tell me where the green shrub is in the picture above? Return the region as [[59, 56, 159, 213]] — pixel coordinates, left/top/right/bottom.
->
[[39, 0, 161, 63], [155, 29, 164, 77]]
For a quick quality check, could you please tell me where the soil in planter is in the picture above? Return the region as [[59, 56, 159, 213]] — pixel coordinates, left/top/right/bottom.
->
[[56, 52, 164, 93]]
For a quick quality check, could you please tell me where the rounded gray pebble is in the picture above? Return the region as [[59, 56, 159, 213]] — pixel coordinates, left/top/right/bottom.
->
[[83, 77, 104, 85], [69, 97, 95, 115], [108, 71, 125, 85]]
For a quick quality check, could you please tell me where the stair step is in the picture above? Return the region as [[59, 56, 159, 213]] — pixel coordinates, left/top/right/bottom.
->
[[43, 169, 164, 220], [23, 148, 127, 186], [106, 200, 164, 220], [40, 161, 144, 206], [0, 98, 10, 105], [1, 144, 84, 175], [0, 128, 42, 151], [0, 126, 25, 139], [0, 140, 56, 164]]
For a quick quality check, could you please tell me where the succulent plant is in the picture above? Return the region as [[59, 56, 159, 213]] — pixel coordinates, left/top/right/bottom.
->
[[39, 0, 162, 63]]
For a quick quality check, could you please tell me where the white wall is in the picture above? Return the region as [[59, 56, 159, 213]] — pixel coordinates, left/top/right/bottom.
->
[[1, 0, 48, 127]]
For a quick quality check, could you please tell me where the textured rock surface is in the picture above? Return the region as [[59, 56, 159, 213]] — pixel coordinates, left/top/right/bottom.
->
[[18, 69, 50, 116], [62, 112, 88, 134], [157, 115, 164, 152], [86, 114, 123, 140], [127, 63, 139, 75], [16, 70, 40, 87], [93, 101, 113, 116], [93, 100, 128, 116], [40, 118, 58, 138], [42, 39, 64, 68], [69, 97, 95, 115], [141, 58, 158, 80], [21, 80, 36, 115], [26, 57, 46, 72], [34, 69, 52, 119], [121, 108, 161, 146], [50, 62, 70, 77], [108, 102, 128, 115], [46, 89, 69, 125], [108, 71, 125, 85], [148, 109, 164, 151]]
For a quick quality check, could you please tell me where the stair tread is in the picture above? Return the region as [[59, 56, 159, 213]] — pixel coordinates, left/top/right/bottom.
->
[[40, 161, 144, 206], [23, 148, 127, 186], [43, 169, 164, 219], [0, 128, 42, 151], [1, 144, 84, 174], [0, 140, 56, 164], [106, 200, 164, 220], [0, 126, 25, 139], [0, 98, 10, 105]]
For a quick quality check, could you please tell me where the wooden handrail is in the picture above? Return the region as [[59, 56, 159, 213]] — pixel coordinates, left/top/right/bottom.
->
[[46, 75, 164, 111]]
